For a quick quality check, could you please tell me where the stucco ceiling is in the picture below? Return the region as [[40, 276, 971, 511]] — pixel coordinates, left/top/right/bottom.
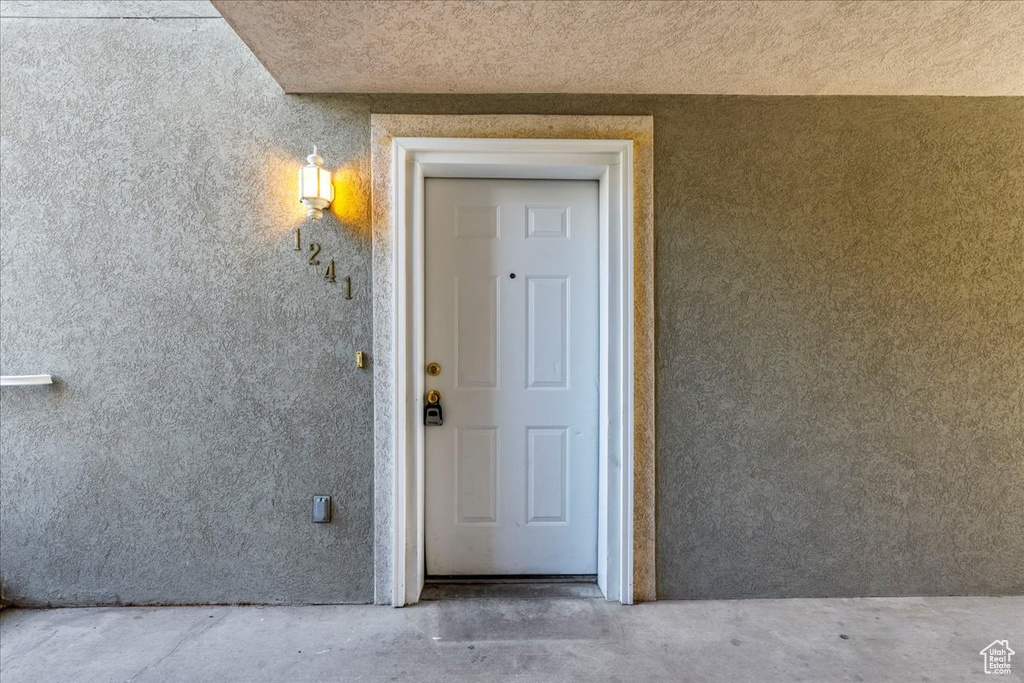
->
[[212, 0, 1024, 96]]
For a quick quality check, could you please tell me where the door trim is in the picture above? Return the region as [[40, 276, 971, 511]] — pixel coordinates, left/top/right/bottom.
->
[[392, 138, 631, 605], [370, 116, 655, 607]]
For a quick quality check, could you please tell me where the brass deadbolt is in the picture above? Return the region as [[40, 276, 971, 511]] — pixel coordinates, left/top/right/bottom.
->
[[426, 390, 441, 405], [426, 362, 442, 376]]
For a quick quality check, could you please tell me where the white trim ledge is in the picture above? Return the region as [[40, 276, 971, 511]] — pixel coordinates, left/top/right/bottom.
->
[[1, 375, 53, 386]]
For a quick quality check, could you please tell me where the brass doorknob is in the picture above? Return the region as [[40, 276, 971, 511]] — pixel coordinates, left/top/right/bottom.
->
[[426, 390, 441, 405]]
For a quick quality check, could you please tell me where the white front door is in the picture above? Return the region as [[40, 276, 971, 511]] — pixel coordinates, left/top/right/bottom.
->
[[424, 178, 600, 576]]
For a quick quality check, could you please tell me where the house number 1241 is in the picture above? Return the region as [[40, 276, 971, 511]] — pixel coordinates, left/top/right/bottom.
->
[[294, 227, 351, 298]]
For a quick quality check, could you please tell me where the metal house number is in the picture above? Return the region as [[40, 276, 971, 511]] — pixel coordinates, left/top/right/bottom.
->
[[293, 227, 351, 298]]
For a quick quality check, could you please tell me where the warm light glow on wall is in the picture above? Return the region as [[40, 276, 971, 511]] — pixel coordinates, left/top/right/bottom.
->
[[330, 162, 370, 234], [298, 145, 334, 220]]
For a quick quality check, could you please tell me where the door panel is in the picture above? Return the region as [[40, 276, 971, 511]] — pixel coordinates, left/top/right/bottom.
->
[[527, 427, 569, 524], [425, 178, 599, 575], [527, 276, 570, 389], [455, 427, 498, 524], [455, 275, 499, 388]]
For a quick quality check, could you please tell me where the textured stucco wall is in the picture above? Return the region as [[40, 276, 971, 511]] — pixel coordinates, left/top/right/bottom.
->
[[0, 3, 376, 605], [2, 2, 1021, 605], [654, 97, 1024, 598], [212, 0, 1024, 96]]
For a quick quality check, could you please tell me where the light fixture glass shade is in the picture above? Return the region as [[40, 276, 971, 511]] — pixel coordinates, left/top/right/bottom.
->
[[298, 145, 334, 220]]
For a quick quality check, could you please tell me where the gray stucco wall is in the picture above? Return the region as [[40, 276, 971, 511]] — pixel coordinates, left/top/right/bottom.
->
[[0, 2, 376, 605], [1, 2, 1021, 605], [654, 97, 1024, 598]]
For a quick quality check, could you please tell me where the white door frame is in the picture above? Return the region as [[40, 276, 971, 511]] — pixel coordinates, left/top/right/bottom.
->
[[390, 137, 635, 606]]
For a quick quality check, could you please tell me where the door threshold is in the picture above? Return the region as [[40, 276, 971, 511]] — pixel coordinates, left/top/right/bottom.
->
[[421, 575, 601, 600], [426, 574, 597, 584]]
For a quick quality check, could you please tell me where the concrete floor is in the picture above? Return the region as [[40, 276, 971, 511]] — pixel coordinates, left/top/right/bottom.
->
[[1, 596, 1020, 682]]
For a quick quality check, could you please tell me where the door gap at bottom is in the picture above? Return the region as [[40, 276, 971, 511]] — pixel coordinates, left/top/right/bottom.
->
[[425, 574, 597, 585]]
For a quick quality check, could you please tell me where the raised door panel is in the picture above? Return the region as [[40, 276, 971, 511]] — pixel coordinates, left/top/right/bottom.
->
[[526, 427, 569, 525], [455, 275, 499, 389], [455, 205, 500, 239], [526, 205, 569, 239], [526, 276, 569, 389], [456, 428, 498, 525]]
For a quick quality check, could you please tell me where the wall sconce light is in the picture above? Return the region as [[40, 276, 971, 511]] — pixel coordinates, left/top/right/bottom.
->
[[298, 145, 334, 220]]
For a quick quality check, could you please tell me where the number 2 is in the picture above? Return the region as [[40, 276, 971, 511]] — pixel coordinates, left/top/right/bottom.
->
[[308, 243, 321, 265]]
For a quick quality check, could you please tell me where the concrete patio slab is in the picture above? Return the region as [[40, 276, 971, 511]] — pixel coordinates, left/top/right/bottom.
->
[[1, 596, 1020, 682]]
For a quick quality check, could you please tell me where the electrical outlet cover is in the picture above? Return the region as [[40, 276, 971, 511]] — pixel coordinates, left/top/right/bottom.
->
[[312, 495, 331, 523]]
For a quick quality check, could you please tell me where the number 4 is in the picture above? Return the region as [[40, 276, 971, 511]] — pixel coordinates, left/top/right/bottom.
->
[[324, 260, 336, 283]]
